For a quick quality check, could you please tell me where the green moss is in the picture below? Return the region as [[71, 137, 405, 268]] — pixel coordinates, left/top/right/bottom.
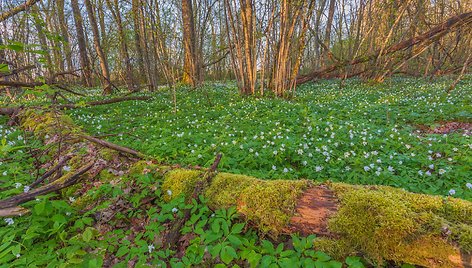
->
[[205, 173, 310, 236], [19, 109, 81, 138], [325, 183, 472, 266], [161, 169, 204, 202], [99, 148, 118, 161]]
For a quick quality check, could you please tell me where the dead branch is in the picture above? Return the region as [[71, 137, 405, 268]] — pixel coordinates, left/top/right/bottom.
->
[[56, 96, 151, 109], [29, 155, 72, 188], [0, 65, 36, 78], [0, 162, 94, 209], [79, 134, 145, 159], [297, 11, 472, 84]]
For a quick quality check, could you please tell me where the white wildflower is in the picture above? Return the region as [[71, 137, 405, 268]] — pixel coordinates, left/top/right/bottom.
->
[[4, 218, 14, 225]]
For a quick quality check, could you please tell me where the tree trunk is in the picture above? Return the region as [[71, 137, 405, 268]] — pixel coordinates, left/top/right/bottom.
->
[[323, 0, 336, 65], [56, 0, 74, 72], [31, 6, 54, 78], [181, 0, 200, 87], [84, 0, 112, 95], [106, 0, 136, 92], [71, 0, 93, 87], [131, 0, 145, 87]]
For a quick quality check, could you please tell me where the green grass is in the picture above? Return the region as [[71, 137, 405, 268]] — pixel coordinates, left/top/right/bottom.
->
[[65, 78, 472, 200]]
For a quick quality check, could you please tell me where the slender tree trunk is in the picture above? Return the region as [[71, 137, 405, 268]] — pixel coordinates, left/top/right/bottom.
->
[[31, 6, 54, 78], [71, 0, 93, 87], [323, 0, 336, 65], [56, 0, 73, 71], [181, 0, 200, 87], [106, 0, 136, 92], [132, 0, 145, 86], [84, 0, 112, 95]]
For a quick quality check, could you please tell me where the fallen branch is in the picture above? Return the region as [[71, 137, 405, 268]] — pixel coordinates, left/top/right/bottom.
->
[[0, 65, 36, 78], [79, 134, 145, 159], [29, 155, 72, 188], [0, 162, 94, 209], [57, 96, 151, 109], [297, 11, 472, 84]]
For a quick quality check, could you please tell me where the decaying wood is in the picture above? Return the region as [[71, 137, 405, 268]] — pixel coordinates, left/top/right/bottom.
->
[[0, 162, 94, 209], [297, 11, 472, 84], [79, 134, 145, 159], [0, 206, 29, 217], [56, 95, 151, 109], [29, 155, 72, 188]]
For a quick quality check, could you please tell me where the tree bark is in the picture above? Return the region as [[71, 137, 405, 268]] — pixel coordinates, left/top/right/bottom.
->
[[106, 0, 136, 92], [56, 0, 74, 72], [84, 0, 112, 95], [70, 0, 93, 87], [181, 0, 200, 87], [0, 0, 40, 23]]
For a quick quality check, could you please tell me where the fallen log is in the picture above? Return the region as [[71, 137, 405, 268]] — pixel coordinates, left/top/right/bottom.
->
[[1, 108, 471, 267], [297, 11, 472, 84], [56, 95, 152, 109]]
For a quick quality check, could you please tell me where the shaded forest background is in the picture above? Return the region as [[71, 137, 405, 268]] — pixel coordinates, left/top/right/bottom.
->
[[1, 0, 472, 97]]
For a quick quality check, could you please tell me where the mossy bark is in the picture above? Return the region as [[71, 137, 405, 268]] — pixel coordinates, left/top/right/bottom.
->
[[2, 109, 472, 267]]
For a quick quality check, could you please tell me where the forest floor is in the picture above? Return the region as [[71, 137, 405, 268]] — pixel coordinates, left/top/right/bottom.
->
[[0, 77, 471, 267], [67, 77, 472, 199]]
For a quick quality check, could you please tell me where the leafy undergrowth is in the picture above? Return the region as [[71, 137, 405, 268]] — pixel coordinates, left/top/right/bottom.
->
[[0, 152, 364, 267], [1, 77, 471, 267], [66, 78, 471, 199]]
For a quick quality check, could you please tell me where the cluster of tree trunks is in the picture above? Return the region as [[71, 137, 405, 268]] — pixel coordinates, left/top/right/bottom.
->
[[1, 1, 471, 96]]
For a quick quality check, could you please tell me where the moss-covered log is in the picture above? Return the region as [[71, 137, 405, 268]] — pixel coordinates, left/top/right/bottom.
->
[[1, 109, 471, 267]]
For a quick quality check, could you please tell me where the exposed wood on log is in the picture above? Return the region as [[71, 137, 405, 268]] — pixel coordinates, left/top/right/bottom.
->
[[284, 186, 338, 237], [0, 206, 29, 217], [297, 11, 472, 84]]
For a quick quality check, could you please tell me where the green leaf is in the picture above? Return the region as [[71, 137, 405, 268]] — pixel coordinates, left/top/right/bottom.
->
[[0, 64, 9, 74], [227, 235, 242, 247], [116, 246, 129, 257], [82, 227, 93, 242], [220, 246, 237, 264], [34, 201, 46, 215], [231, 223, 245, 234]]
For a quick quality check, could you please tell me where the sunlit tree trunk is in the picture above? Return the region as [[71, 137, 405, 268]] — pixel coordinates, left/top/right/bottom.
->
[[106, 0, 136, 92], [182, 0, 200, 87], [71, 0, 93, 87], [84, 0, 112, 94], [56, 0, 74, 72]]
